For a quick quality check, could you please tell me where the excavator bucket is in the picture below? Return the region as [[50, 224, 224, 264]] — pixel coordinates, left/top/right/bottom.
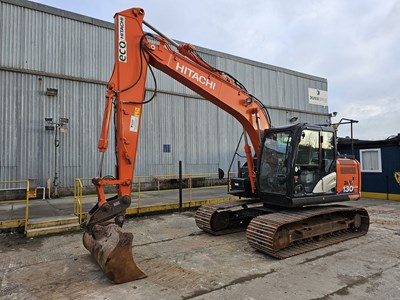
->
[[82, 223, 146, 283]]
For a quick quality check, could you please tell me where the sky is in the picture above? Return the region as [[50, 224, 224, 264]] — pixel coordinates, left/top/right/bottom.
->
[[32, 0, 400, 140]]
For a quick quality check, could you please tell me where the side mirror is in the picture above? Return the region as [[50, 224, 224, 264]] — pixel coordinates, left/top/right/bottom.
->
[[218, 168, 224, 180]]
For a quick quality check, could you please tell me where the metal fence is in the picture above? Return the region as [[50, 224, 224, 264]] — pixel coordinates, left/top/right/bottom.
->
[[73, 173, 238, 223], [0, 180, 30, 233], [0, 173, 238, 231]]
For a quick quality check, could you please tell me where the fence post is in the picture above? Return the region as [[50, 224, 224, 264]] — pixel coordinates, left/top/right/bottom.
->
[[24, 180, 30, 234], [179, 161, 183, 211], [138, 177, 141, 209], [189, 176, 192, 202], [228, 172, 231, 192]]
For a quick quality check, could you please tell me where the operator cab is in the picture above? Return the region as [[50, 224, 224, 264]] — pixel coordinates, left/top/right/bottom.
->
[[231, 123, 357, 208], [259, 123, 340, 207]]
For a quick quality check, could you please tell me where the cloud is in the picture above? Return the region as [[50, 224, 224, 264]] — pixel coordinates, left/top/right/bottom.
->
[[334, 96, 400, 140], [31, 0, 400, 140]]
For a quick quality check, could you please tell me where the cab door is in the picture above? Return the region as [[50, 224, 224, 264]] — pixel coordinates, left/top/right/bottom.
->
[[293, 129, 335, 194]]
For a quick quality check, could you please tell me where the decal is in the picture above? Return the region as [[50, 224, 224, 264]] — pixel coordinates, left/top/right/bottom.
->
[[118, 16, 127, 62], [129, 115, 139, 132], [342, 185, 354, 193], [134, 107, 140, 116], [175, 62, 216, 90]]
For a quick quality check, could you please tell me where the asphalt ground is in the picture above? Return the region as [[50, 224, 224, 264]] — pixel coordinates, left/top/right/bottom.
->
[[0, 198, 399, 299]]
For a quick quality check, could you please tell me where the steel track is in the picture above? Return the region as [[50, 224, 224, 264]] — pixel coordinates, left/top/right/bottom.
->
[[247, 206, 370, 258], [195, 199, 263, 235], [195, 201, 369, 258]]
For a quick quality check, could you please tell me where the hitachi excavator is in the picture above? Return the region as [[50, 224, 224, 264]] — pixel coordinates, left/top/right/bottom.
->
[[82, 7, 369, 283]]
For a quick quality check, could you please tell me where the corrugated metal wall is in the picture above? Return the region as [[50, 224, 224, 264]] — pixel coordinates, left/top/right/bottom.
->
[[0, 0, 329, 189]]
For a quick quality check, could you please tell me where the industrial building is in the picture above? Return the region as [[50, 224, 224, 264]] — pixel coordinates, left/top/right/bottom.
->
[[0, 0, 330, 193], [338, 135, 400, 200]]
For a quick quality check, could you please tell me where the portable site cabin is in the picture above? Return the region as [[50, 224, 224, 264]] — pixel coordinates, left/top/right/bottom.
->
[[338, 134, 400, 201]]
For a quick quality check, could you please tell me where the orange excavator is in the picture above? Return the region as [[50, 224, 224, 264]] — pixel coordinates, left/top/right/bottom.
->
[[82, 7, 369, 283]]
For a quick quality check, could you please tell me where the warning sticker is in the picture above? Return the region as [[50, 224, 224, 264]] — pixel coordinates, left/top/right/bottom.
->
[[129, 116, 139, 132], [134, 107, 141, 116]]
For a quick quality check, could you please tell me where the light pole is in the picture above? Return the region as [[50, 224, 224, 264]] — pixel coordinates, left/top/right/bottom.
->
[[45, 117, 69, 197]]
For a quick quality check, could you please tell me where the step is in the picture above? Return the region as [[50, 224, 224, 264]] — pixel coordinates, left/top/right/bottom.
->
[[26, 223, 82, 238], [27, 216, 79, 229]]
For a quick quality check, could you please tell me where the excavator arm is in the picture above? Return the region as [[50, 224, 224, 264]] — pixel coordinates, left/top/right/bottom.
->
[[89, 7, 271, 223], [83, 7, 271, 283]]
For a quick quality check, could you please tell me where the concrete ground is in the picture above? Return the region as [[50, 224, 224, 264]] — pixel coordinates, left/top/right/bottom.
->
[[1, 198, 400, 300]]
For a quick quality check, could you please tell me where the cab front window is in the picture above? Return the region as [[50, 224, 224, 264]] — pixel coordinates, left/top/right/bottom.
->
[[259, 131, 292, 194]]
